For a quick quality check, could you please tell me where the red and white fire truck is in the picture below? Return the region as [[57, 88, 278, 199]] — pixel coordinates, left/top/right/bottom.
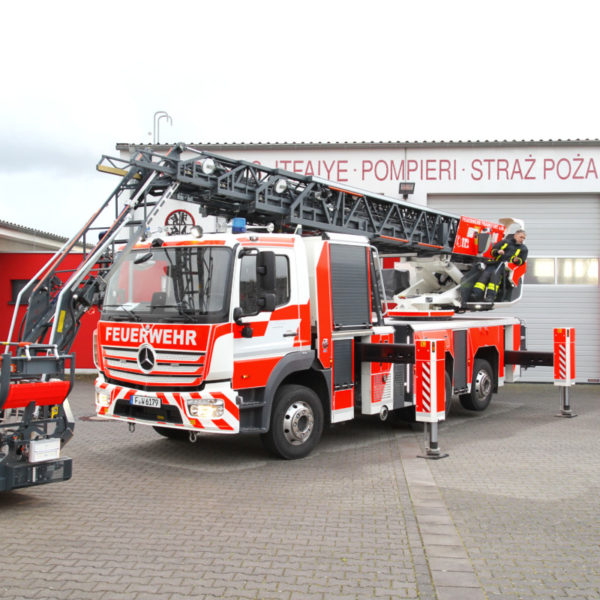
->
[[1, 145, 559, 488]]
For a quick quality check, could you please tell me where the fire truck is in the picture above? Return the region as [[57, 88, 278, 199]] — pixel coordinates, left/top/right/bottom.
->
[[1, 144, 558, 488]]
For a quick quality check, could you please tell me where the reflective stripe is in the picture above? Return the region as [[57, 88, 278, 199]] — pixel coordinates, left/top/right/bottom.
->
[[474, 282, 486, 290], [493, 243, 508, 261]]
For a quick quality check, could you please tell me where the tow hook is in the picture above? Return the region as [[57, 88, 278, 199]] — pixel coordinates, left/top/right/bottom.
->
[[189, 431, 198, 443], [129, 422, 136, 433]]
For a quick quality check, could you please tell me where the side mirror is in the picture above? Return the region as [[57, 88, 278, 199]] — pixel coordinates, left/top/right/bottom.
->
[[233, 307, 253, 338], [257, 293, 276, 312], [257, 251, 276, 292], [233, 306, 244, 326]]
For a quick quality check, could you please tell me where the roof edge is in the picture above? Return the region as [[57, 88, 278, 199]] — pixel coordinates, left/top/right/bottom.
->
[[116, 139, 600, 152], [0, 220, 68, 243]]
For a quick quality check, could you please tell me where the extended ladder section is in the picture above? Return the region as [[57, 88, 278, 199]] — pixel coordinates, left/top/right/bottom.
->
[[101, 145, 465, 254]]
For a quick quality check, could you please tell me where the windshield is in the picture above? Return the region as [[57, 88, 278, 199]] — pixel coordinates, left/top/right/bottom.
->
[[102, 246, 233, 323]]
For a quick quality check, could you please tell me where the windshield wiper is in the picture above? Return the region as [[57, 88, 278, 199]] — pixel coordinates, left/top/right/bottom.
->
[[102, 304, 141, 322], [156, 304, 197, 322]]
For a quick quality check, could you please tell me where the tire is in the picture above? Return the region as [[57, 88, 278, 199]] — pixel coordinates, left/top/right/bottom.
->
[[153, 426, 189, 441], [261, 384, 324, 459], [459, 358, 494, 411]]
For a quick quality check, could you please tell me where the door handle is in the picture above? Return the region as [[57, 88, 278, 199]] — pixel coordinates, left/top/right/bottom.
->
[[283, 331, 298, 337]]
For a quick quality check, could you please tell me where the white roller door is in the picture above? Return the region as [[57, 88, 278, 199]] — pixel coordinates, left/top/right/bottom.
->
[[428, 195, 600, 382]]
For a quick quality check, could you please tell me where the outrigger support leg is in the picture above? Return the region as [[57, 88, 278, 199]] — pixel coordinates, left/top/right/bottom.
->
[[419, 422, 449, 460]]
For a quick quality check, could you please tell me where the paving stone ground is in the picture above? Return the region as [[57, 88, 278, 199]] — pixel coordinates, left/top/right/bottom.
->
[[0, 379, 597, 599], [428, 383, 600, 600]]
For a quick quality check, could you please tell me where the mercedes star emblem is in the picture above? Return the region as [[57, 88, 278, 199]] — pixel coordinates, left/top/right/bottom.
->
[[138, 345, 156, 373]]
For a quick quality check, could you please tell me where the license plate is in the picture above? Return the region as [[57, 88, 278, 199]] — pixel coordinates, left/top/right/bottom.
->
[[131, 395, 161, 408], [29, 438, 61, 463]]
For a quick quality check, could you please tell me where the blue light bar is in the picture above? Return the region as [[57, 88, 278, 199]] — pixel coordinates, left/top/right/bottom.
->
[[232, 217, 247, 234]]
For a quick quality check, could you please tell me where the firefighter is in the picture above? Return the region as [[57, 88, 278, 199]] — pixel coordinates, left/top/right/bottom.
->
[[470, 229, 528, 302]]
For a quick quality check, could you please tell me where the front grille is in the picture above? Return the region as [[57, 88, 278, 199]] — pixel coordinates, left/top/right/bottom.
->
[[113, 399, 183, 423], [102, 346, 205, 386]]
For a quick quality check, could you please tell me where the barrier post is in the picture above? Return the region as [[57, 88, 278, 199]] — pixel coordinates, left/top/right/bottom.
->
[[415, 339, 448, 459], [554, 327, 576, 418]]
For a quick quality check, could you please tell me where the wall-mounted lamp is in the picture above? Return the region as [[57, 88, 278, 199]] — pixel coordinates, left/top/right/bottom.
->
[[399, 181, 415, 200]]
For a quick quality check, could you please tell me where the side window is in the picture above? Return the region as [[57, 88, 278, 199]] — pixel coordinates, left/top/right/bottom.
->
[[525, 257, 599, 285], [240, 254, 290, 312], [274, 255, 291, 306]]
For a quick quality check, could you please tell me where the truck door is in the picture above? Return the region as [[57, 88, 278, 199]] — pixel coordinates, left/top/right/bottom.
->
[[232, 245, 302, 390]]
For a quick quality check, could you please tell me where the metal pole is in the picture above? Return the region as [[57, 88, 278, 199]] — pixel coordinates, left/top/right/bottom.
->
[[155, 113, 173, 145], [428, 422, 440, 454], [422, 422, 448, 459], [557, 386, 577, 418], [153, 111, 168, 144]]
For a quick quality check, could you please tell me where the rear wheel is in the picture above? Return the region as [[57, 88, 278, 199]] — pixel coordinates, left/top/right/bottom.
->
[[459, 358, 494, 411], [153, 426, 188, 441], [261, 384, 324, 459]]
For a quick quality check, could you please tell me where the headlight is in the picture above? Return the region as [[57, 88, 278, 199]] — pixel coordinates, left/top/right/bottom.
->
[[186, 398, 224, 419], [96, 391, 111, 408]]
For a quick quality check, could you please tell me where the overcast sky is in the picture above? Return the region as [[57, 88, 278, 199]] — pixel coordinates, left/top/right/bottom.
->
[[2, 0, 599, 236]]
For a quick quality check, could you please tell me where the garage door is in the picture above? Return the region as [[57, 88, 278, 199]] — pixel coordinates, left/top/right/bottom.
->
[[428, 195, 600, 383]]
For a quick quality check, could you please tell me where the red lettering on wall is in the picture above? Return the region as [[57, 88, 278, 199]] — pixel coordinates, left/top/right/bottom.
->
[[497, 159, 509, 180], [586, 158, 598, 178], [471, 159, 483, 181], [556, 158, 571, 180]]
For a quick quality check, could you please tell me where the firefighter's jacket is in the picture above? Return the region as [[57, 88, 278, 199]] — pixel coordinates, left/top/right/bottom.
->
[[488, 234, 528, 265]]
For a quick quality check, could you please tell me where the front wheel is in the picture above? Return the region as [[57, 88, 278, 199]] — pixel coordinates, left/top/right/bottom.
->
[[459, 358, 494, 411], [261, 384, 324, 459]]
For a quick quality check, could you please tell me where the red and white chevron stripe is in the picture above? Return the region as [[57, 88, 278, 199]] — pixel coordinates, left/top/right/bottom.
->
[[553, 328, 575, 386], [94, 378, 239, 433], [421, 362, 431, 413], [415, 339, 446, 423]]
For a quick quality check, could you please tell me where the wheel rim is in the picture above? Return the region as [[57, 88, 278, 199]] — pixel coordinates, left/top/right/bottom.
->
[[474, 369, 492, 401], [282, 401, 314, 445]]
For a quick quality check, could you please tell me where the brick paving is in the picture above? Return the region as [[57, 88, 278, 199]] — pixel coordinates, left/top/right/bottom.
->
[[0, 379, 598, 599]]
